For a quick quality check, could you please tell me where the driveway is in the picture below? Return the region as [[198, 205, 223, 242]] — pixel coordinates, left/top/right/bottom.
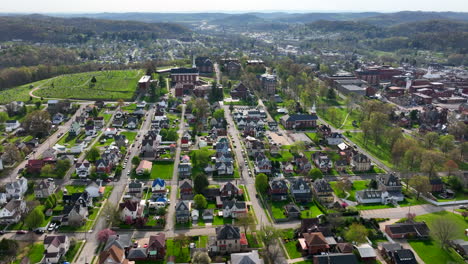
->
[[360, 204, 459, 219]]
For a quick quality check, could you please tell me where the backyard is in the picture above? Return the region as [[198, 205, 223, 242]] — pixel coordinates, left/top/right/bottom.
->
[[299, 202, 325, 218], [282, 229, 302, 259], [13, 242, 44, 264], [34, 70, 143, 100], [330, 180, 369, 202], [165, 239, 191, 263], [149, 161, 175, 179]]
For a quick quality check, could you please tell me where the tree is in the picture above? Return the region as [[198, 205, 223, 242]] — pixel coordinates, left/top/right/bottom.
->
[[420, 150, 444, 177], [368, 179, 378, 189], [0, 112, 8, 125], [461, 211, 468, 220], [91, 76, 97, 83], [0, 239, 19, 263], [97, 228, 116, 243], [258, 225, 282, 263], [40, 164, 55, 178], [444, 160, 459, 176], [191, 148, 212, 168], [386, 127, 403, 149], [55, 159, 71, 178], [131, 156, 141, 166], [192, 251, 211, 264], [430, 216, 459, 248], [345, 223, 369, 244], [236, 212, 256, 235], [193, 173, 209, 194], [86, 147, 100, 162], [409, 175, 431, 199], [213, 109, 225, 120], [24, 207, 45, 229], [284, 100, 296, 114], [193, 194, 207, 209], [102, 202, 120, 225], [335, 179, 352, 195], [447, 176, 463, 191], [117, 99, 125, 108], [290, 141, 306, 155], [2, 144, 22, 164], [438, 135, 455, 153], [327, 88, 336, 100], [35, 101, 41, 109], [423, 132, 439, 149], [255, 173, 268, 193], [308, 168, 323, 180], [174, 234, 190, 249], [22, 110, 51, 137]]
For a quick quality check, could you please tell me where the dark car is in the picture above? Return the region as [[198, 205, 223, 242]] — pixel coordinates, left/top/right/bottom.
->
[[16, 230, 27, 234]]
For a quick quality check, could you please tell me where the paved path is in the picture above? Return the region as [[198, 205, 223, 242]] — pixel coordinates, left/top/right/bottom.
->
[[164, 104, 186, 235], [360, 204, 459, 219]]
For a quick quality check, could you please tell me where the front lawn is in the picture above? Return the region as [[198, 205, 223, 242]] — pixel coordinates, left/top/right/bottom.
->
[[268, 151, 294, 162], [13, 242, 44, 264], [267, 200, 289, 219], [166, 239, 191, 262], [409, 239, 465, 264], [282, 229, 302, 259], [414, 211, 468, 240], [120, 131, 137, 144], [64, 241, 84, 262], [57, 132, 86, 147], [213, 215, 233, 226], [299, 202, 325, 218], [196, 235, 208, 248], [330, 180, 369, 202], [149, 161, 174, 179], [65, 185, 86, 194]]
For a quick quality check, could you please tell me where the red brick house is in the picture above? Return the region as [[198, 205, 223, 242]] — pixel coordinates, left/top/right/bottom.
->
[[26, 159, 45, 174], [138, 75, 151, 90], [170, 68, 199, 85], [96, 159, 112, 174], [281, 114, 318, 130], [429, 177, 444, 193], [219, 181, 242, 200], [230, 83, 249, 99], [298, 232, 330, 255], [385, 222, 429, 239], [147, 233, 166, 260]]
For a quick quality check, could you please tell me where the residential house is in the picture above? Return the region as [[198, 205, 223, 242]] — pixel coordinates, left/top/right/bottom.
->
[[219, 181, 242, 200], [202, 209, 214, 221], [95, 159, 112, 174], [313, 253, 359, 264], [380, 243, 417, 264], [312, 152, 333, 172], [85, 181, 104, 198], [5, 177, 28, 199], [282, 162, 294, 175], [295, 156, 312, 174], [5, 120, 20, 132], [136, 160, 153, 175], [104, 234, 132, 252], [127, 117, 138, 129], [141, 131, 161, 159], [0, 193, 6, 205], [119, 199, 142, 222], [451, 239, 468, 258], [60, 192, 91, 226], [52, 113, 65, 125], [0, 199, 26, 224], [191, 209, 199, 223], [69, 122, 81, 136], [335, 159, 348, 172], [147, 233, 166, 260], [98, 245, 128, 264], [429, 177, 444, 193], [179, 179, 194, 200], [34, 179, 55, 198], [225, 60, 242, 76], [326, 133, 343, 145], [312, 179, 334, 205], [152, 178, 166, 197], [254, 153, 272, 175], [222, 200, 247, 218], [43, 235, 70, 264], [230, 250, 263, 264], [281, 114, 318, 130], [104, 128, 118, 137], [210, 225, 248, 253], [76, 160, 92, 178], [175, 201, 191, 223], [230, 82, 249, 100], [127, 248, 147, 261], [290, 178, 312, 203], [298, 232, 330, 255], [269, 179, 289, 201], [178, 162, 192, 179], [385, 222, 430, 239], [355, 189, 403, 205], [355, 174, 404, 204], [351, 153, 372, 172], [94, 117, 105, 128], [127, 180, 144, 199], [245, 137, 265, 157], [195, 57, 214, 74], [284, 203, 301, 219], [336, 243, 354, 254], [85, 126, 96, 136], [355, 244, 377, 261]]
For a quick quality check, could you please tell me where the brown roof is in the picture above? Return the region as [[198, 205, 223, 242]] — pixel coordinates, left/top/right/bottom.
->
[[44, 235, 67, 248], [98, 245, 125, 264], [337, 242, 353, 253], [148, 233, 166, 249], [119, 200, 139, 212], [303, 232, 328, 246]]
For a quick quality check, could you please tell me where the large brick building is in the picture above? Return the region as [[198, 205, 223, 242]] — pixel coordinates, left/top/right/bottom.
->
[[170, 68, 199, 85]]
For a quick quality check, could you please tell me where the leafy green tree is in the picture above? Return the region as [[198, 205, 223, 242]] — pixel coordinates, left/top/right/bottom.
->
[[55, 159, 71, 178], [40, 164, 55, 178], [25, 207, 45, 229], [258, 225, 282, 263], [308, 168, 323, 180], [409, 175, 431, 199], [327, 88, 336, 100], [193, 173, 209, 194], [255, 173, 268, 193], [194, 194, 207, 209], [438, 135, 455, 153], [192, 251, 211, 264], [430, 216, 459, 249], [0, 239, 19, 263], [191, 148, 212, 168], [131, 156, 141, 166], [213, 109, 225, 120], [35, 101, 41, 109], [345, 223, 368, 243], [86, 147, 100, 162]]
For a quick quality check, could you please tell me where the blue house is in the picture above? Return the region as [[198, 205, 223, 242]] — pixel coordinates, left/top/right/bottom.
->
[[152, 178, 166, 197]]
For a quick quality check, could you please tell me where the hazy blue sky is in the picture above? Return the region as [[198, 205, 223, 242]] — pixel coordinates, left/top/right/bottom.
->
[[1, 0, 467, 13]]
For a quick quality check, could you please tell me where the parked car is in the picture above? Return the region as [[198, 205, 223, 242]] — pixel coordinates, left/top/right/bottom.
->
[[47, 223, 56, 231], [16, 230, 27, 234]]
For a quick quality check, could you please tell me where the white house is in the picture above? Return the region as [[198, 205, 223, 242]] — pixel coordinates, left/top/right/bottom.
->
[[52, 113, 65, 125], [119, 200, 141, 221], [191, 209, 199, 222], [0, 193, 7, 205], [44, 235, 70, 264], [4, 120, 20, 132], [104, 128, 118, 137], [0, 199, 26, 224], [34, 180, 55, 198], [355, 189, 404, 205], [5, 177, 28, 199], [75, 160, 92, 178], [222, 200, 247, 219]]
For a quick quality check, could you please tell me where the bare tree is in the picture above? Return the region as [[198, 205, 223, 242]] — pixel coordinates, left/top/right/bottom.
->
[[257, 225, 282, 264], [192, 251, 211, 264], [430, 216, 459, 248], [409, 175, 431, 200], [236, 212, 255, 235]]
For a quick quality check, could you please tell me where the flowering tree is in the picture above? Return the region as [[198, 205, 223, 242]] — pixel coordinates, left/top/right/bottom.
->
[[97, 228, 116, 243]]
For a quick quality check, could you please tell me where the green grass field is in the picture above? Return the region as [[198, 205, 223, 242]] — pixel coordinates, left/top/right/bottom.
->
[[347, 132, 393, 168], [409, 240, 465, 264], [149, 161, 175, 179], [267, 200, 289, 219], [281, 229, 302, 259], [57, 132, 86, 147], [34, 70, 143, 100], [0, 79, 50, 104], [300, 202, 325, 218], [317, 107, 361, 130], [14, 242, 44, 264], [166, 239, 191, 262], [65, 185, 86, 194], [65, 241, 84, 262], [415, 211, 468, 240], [330, 180, 369, 202], [120, 131, 137, 144]]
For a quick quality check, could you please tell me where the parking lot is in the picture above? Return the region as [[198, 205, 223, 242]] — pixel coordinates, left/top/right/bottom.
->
[[266, 131, 290, 146]]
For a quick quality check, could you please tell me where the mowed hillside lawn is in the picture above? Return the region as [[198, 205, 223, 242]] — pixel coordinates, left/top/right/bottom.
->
[[34, 70, 143, 100]]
